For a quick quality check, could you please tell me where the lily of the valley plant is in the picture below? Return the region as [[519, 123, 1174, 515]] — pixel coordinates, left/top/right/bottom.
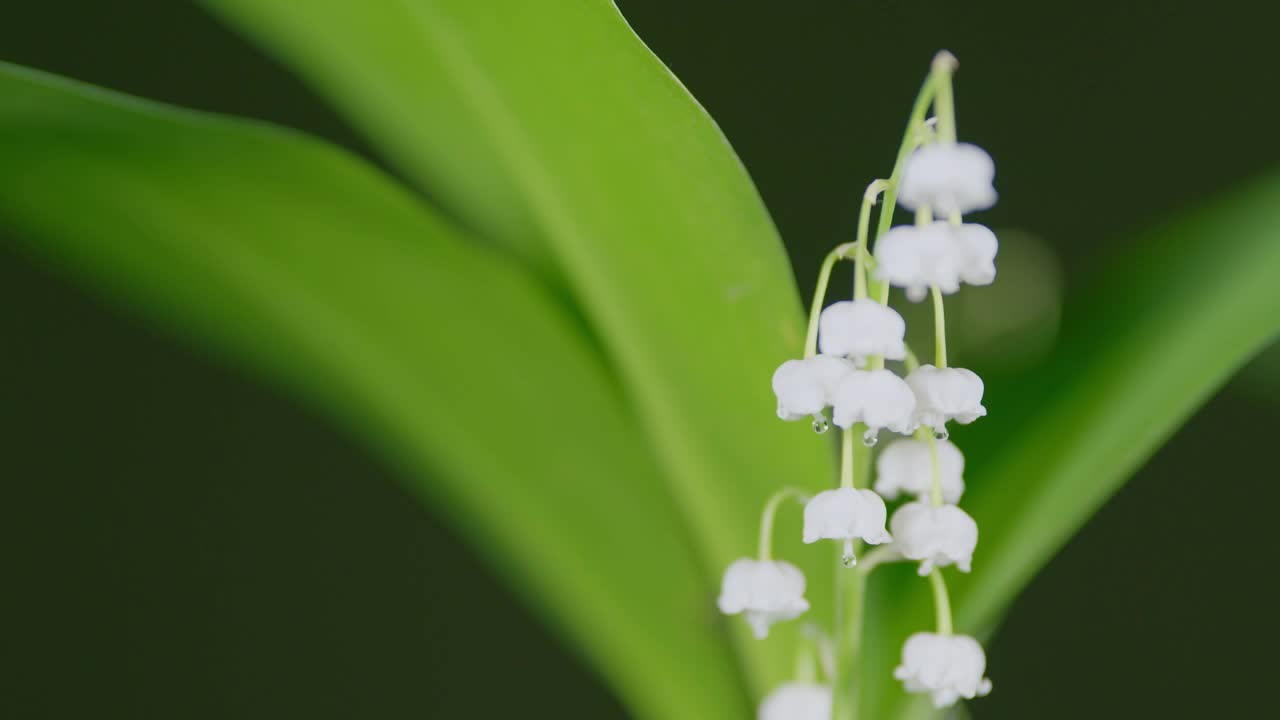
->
[[4, 3, 1280, 720], [720, 52, 998, 718]]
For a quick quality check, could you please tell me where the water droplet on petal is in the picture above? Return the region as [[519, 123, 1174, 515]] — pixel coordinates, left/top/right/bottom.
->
[[812, 415, 830, 434], [934, 428, 949, 441], [862, 430, 879, 447]]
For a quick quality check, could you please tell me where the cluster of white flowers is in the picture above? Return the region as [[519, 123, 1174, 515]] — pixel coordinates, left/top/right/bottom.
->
[[771, 314, 986, 445], [880, 143, 999, 302], [720, 52, 997, 714]]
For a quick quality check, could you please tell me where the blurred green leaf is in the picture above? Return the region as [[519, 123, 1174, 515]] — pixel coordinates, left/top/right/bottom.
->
[[0, 63, 753, 720], [203, 0, 837, 691], [866, 172, 1280, 718]]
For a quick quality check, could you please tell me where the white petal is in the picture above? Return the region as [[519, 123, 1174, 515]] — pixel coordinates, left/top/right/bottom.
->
[[772, 356, 856, 421], [905, 365, 986, 432], [831, 369, 917, 434], [896, 632, 992, 708], [758, 683, 833, 720], [802, 488, 892, 548], [818, 299, 907, 362], [889, 502, 978, 574], [898, 143, 997, 215], [874, 223, 967, 300], [874, 438, 965, 504], [956, 223, 999, 286], [718, 558, 810, 636]]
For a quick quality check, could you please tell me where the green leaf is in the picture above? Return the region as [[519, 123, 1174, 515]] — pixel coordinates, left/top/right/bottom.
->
[[0, 62, 752, 720], [202, 0, 837, 692], [865, 172, 1280, 718]]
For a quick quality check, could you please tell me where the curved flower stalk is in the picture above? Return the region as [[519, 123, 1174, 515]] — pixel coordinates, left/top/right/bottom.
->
[[718, 487, 813, 638], [737, 50, 1003, 718]]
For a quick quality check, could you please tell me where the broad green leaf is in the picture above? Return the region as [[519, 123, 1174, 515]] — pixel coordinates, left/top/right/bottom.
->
[[0, 63, 752, 720], [865, 173, 1280, 718], [202, 0, 837, 691]]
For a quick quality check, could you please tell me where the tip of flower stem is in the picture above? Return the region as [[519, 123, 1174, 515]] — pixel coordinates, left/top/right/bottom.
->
[[932, 50, 959, 72], [863, 179, 889, 204]]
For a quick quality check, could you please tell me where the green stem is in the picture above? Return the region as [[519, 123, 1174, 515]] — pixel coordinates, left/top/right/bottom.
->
[[875, 76, 939, 245], [796, 643, 818, 684], [854, 181, 887, 301], [931, 51, 958, 144], [803, 243, 857, 358], [758, 487, 810, 561], [840, 427, 855, 489], [856, 544, 903, 576], [832, 426, 871, 720], [840, 568, 867, 719], [931, 285, 948, 368], [903, 344, 922, 373], [921, 427, 943, 507], [874, 77, 940, 306], [929, 570, 954, 635]]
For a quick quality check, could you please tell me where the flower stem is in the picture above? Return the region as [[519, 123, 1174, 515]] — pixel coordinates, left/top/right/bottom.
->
[[848, 570, 866, 665], [903, 344, 922, 373], [758, 487, 810, 561], [796, 642, 818, 683], [840, 427, 855, 489], [804, 243, 856, 358], [931, 51, 959, 145], [832, 426, 871, 720], [931, 285, 948, 369], [875, 75, 939, 244], [853, 181, 887, 302], [920, 427, 944, 507], [929, 569, 954, 635]]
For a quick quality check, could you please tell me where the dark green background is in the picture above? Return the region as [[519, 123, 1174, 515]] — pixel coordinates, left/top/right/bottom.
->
[[2, 1, 1276, 718]]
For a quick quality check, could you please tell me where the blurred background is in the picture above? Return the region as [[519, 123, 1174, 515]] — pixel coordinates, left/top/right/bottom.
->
[[2, 1, 1277, 717]]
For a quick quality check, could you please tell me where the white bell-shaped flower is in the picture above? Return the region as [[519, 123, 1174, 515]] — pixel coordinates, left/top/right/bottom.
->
[[874, 223, 962, 302], [803, 488, 892, 565], [818, 299, 907, 365], [717, 558, 809, 638], [905, 365, 986, 432], [875, 222, 997, 302], [772, 355, 856, 421], [758, 682, 832, 720], [898, 142, 997, 215], [956, 223, 998, 287], [889, 502, 978, 575], [831, 369, 917, 436], [894, 632, 993, 708], [874, 438, 965, 504]]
